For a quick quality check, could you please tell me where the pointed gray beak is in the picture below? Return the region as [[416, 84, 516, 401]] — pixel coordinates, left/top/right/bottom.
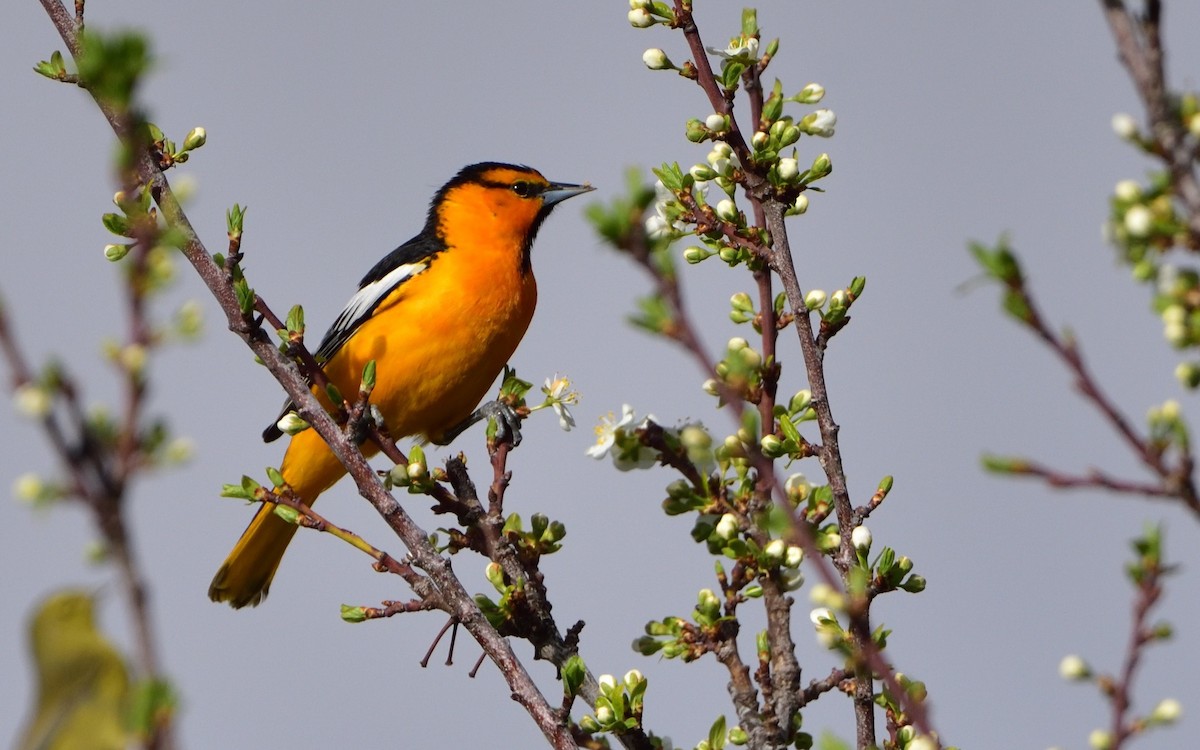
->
[[542, 181, 595, 206]]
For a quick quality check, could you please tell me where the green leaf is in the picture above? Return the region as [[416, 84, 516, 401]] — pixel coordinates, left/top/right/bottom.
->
[[101, 212, 130, 237], [708, 715, 727, 750], [562, 655, 586, 697], [340, 604, 368, 623], [741, 8, 758, 36]]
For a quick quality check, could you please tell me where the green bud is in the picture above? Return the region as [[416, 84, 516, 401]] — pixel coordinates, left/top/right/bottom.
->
[[272, 504, 301, 525], [104, 243, 131, 261], [339, 604, 368, 623], [182, 126, 207, 151]]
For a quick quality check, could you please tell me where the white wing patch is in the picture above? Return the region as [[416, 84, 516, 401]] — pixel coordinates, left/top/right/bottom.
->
[[341, 261, 427, 326], [316, 261, 428, 361]]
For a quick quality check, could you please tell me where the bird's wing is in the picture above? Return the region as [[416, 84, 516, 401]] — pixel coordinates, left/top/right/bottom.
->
[[262, 233, 444, 442]]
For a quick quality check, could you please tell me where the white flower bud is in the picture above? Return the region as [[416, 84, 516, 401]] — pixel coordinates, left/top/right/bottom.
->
[[705, 113, 727, 132], [13, 473, 45, 502], [628, 8, 654, 27], [784, 545, 804, 568], [642, 48, 671, 70], [702, 378, 720, 396], [1058, 654, 1091, 681], [276, 412, 310, 435], [796, 82, 825, 103], [793, 193, 809, 214], [804, 289, 827, 310], [830, 289, 848, 309], [1124, 204, 1153, 237], [727, 337, 749, 352], [14, 384, 52, 418], [1088, 729, 1113, 750], [764, 538, 786, 562], [716, 198, 739, 222], [1111, 112, 1138, 140], [851, 525, 872, 551], [715, 513, 738, 540], [785, 473, 812, 502], [595, 705, 616, 725], [777, 157, 799, 181], [809, 607, 834, 625], [597, 673, 617, 692], [1114, 179, 1141, 202], [1150, 698, 1182, 724], [751, 130, 769, 149]]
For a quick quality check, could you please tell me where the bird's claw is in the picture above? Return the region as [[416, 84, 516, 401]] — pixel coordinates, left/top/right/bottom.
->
[[478, 399, 523, 447]]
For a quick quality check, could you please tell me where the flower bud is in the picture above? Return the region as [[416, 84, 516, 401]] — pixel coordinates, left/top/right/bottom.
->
[[851, 525, 872, 551], [183, 126, 207, 151], [702, 378, 720, 396], [715, 513, 738, 540], [1124, 205, 1153, 237], [1149, 698, 1182, 724], [14, 384, 52, 418], [727, 337, 749, 352], [792, 193, 809, 214], [800, 109, 837, 137], [808, 153, 832, 180], [705, 113, 727, 132], [595, 705, 615, 725], [690, 163, 717, 182], [715, 198, 739, 222], [1059, 654, 1091, 681], [804, 289, 827, 310], [784, 545, 804, 568], [642, 48, 672, 70], [628, 8, 654, 27], [684, 246, 711, 264], [1089, 729, 1113, 750], [777, 157, 799, 181], [785, 473, 811, 502], [830, 289, 848, 310], [764, 538, 786, 563], [1175, 361, 1200, 389], [751, 130, 769, 149], [14, 473, 46, 502], [104, 243, 131, 262], [760, 433, 785, 458], [1111, 112, 1138, 140], [1114, 179, 1141, 202], [796, 82, 825, 103]]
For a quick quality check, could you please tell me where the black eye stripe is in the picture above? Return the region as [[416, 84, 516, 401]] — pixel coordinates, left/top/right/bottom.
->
[[479, 178, 544, 197]]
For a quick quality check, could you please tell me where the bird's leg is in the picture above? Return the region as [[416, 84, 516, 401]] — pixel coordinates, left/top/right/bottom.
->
[[436, 399, 523, 447]]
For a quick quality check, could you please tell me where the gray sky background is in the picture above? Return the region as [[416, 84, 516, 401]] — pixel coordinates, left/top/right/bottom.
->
[[3, 2, 1200, 748]]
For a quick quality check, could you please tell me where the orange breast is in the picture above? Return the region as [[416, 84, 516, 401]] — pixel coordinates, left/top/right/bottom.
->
[[321, 236, 537, 441]]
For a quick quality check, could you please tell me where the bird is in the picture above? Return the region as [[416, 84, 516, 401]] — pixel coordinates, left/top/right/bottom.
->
[[209, 162, 593, 608], [17, 590, 130, 750]]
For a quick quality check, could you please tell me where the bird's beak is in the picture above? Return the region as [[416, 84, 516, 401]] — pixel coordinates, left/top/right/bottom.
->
[[542, 181, 596, 206]]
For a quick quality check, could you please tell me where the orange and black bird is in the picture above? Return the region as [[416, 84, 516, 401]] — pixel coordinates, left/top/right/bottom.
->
[[209, 163, 593, 608]]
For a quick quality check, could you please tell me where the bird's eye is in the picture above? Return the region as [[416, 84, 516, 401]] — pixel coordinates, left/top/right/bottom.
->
[[511, 181, 535, 198]]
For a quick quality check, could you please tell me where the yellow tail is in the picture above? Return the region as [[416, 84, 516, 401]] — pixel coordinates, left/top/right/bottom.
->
[[209, 428, 353, 608]]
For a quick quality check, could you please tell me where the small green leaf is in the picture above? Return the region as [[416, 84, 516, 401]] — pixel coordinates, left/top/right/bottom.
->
[[708, 715, 728, 750], [562, 654, 586, 697], [340, 604, 368, 623]]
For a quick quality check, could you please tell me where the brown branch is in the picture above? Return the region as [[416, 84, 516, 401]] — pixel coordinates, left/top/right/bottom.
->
[[1100, 0, 1200, 241], [1105, 554, 1166, 749], [1001, 273, 1200, 518]]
